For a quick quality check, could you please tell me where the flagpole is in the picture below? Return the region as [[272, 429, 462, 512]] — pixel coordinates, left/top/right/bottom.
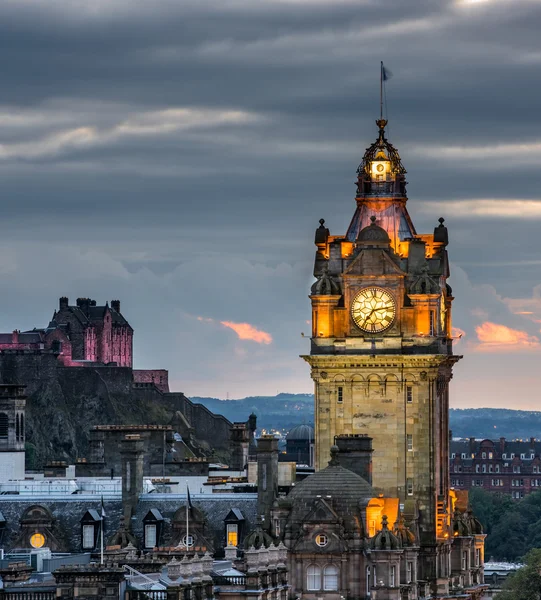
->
[[380, 61, 383, 120], [100, 521, 104, 565], [186, 481, 189, 550]]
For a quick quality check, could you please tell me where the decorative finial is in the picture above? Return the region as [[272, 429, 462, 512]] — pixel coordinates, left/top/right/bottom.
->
[[376, 118, 388, 131], [438, 217, 445, 225], [381, 515, 389, 530], [329, 445, 340, 466], [319, 218, 325, 227], [370, 215, 377, 224]]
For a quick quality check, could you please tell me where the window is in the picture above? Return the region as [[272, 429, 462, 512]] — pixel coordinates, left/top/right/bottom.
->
[[337, 387, 343, 403], [274, 519, 280, 537], [429, 311, 436, 336], [182, 534, 194, 548], [307, 565, 321, 591], [0, 413, 8, 439], [511, 453, 515, 459], [482, 452, 486, 459], [407, 561, 413, 583], [513, 465, 521, 473], [323, 565, 339, 590], [495, 465, 500, 473], [82, 524, 95, 549], [489, 452, 493, 459], [475, 464, 480, 473], [476, 549, 480, 567], [461, 453, 466, 459], [502, 453, 507, 459], [145, 524, 157, 549], [482, 464, 486, 473], [227, 524, 238, 547], [366, 567, 371, 597], [390, 565, 396, 587], [462, 552, 467, 570], [20, 414, 24, 440], [369, 519, 376, 537], [407, 478, 413, 496], [406, 386, 413, 403], [451, 453, 456, 459], [30, 532, 45, 549], [489, 465, 493, 473], [15, 414, 19, 441], [315, 534, 328, 547], [407, 434, 413, 451], [521, 453, 526, 459]]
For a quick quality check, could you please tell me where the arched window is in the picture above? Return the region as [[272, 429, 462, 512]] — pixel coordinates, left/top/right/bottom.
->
[[20, 414, 24, 441], [0, 413, 8, 439], [306, 565, 321, 591], [323, 565, 339, 590], [366, 566, 371, 597], [15, 414, 19, 441]]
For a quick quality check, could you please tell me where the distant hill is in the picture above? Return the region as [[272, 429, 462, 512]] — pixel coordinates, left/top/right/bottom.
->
[[189, 394, 541, 440], [189, 393, 314, 435]]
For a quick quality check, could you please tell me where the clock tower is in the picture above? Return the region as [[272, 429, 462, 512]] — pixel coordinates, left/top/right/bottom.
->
[[303, 118, 458, 567]]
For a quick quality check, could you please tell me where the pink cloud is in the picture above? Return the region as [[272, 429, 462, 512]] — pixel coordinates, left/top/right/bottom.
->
[[220, 321, 272, 344], [473, 321, 540, 352]]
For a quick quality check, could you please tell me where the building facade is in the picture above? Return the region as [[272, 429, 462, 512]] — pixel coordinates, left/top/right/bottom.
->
[[450, 437, 541, 499], [302, 118, 480, 595]]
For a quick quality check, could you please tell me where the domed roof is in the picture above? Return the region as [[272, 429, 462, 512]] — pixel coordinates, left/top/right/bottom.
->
[[357, 216, 390, 245], [357, 119, 406, 177], [370, 515, 401, 550], [286, 424, 314, 441], [287, 446, 374, 522], [311, 263, 341, 296]]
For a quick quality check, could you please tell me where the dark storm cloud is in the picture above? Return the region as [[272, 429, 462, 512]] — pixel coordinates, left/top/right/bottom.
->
[[0, 0, 540, 402]]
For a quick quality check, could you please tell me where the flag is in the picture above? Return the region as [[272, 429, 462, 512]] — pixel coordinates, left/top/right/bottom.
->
[[101, 496, 106, 519], [187, 484, 193, 510], [382, 63, 393, 81]]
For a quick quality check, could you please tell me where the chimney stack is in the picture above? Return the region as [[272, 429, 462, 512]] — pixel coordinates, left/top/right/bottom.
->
[[334, 434, 373, 484], [256, 435, 279, 531]]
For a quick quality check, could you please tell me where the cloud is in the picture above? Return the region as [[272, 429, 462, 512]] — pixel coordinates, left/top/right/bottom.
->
[[473, 321, 540, 351], [419, 199, 541, 219], [220, 321, 273, 344]]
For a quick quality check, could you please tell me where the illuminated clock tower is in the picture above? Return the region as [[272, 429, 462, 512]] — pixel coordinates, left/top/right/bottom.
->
[[303, 118, 458, 559]]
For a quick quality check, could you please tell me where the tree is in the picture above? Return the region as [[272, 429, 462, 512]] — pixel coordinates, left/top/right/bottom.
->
[[497, 548, 541, 600]]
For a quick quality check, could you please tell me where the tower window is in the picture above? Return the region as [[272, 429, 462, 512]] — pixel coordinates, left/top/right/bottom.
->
[[429, 311, 436, 336], [407, 561, 413, 583], [406, 386, 413, 403], [407, 434, 413, 451], [407, 478, 413, 496], [337, 387, 343, 403], [0, 413, 8, 439]]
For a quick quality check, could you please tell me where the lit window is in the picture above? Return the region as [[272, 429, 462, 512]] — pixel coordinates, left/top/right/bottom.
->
[[30, 532, 45, 549], [307, 565, 321, 590], [145, 524, 157, 549], [429, 311, 436, 336], [323, 565, 339, 590], [337, 387, 343, 404], [489, 452, 493, 459], [406, 386, 413, 403], [315, 534, 328, 547], [82, 525, 95, 549], [407, 434, 413, 451], [369, 519, 376, 537], [227, 524, 238, 547]]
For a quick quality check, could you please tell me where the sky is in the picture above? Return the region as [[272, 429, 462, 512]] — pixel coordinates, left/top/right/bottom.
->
[[0, 0, 541, 407]]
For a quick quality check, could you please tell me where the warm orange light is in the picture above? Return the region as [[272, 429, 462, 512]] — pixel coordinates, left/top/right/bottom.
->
[[30, 532, 45, 548]]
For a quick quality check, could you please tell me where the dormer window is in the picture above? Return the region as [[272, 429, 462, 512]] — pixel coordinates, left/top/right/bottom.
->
[[224, 508, 245, 548], [80, 509, 101, 551], [142, 509, 164, 550]]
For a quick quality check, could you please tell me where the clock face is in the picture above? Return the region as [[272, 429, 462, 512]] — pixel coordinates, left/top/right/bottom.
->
[[351, 287, 396, 333], [376, 163, 385, 172]]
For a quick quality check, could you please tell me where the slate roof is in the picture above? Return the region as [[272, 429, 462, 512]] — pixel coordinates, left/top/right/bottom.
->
[[288, 461, 374, 522]]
